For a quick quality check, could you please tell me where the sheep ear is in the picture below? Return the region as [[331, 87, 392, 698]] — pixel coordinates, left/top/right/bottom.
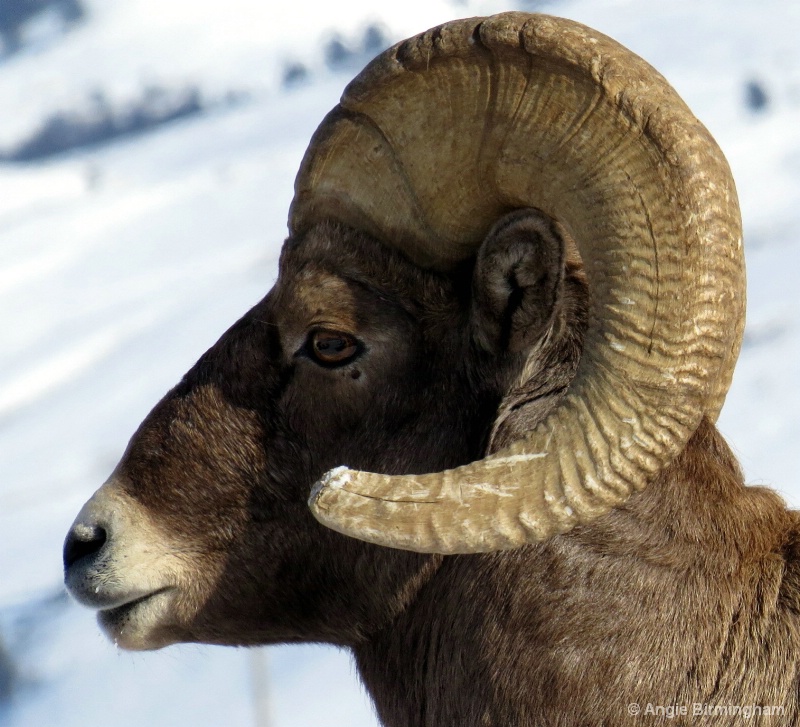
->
[[470, 209, 566, 355]]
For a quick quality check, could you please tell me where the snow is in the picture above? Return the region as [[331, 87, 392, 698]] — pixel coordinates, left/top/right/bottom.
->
[[1, 0, 800, 725]]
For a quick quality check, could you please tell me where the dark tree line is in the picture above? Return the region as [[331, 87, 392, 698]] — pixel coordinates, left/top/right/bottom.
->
[[0, 0, 84, 54], [3, 86, 205, 162]]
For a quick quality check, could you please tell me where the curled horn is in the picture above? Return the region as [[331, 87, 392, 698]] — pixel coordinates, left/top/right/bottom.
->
[[293, 13, 745, 554]]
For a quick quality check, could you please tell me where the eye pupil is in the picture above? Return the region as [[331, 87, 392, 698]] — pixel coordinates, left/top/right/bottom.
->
[[309, 330, 359, 365], [316, 338, 346, 353]]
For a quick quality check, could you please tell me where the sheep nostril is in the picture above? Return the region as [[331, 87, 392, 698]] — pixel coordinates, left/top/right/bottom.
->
[[63, 522, 108, 571]]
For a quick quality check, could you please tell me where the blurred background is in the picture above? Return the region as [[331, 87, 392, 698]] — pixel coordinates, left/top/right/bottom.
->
[[1, 0, 799, 725]]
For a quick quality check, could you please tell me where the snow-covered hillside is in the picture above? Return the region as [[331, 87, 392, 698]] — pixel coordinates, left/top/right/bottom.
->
[[1, 1, 799, 725]]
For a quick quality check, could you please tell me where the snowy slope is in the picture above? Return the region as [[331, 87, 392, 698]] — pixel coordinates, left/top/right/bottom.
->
[[1, 1, 800, 725]]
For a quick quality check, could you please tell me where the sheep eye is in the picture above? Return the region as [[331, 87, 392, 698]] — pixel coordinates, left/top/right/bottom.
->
[[309, 330, 360, 366]]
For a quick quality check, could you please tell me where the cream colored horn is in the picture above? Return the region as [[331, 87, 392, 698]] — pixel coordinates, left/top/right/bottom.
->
[[293, 13, 744, 554]]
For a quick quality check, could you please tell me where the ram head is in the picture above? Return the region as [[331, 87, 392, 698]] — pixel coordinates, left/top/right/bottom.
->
[[63, 13, 744, 652]]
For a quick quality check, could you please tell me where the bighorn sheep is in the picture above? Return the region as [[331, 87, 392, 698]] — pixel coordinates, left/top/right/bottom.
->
[[63, 13, 800, 726]]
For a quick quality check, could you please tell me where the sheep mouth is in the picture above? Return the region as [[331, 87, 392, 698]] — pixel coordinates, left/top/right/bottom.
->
[[97, 587, 176, 649]]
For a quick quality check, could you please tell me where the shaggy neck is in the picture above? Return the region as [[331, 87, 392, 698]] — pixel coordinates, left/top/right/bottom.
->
[[352, 419, 799, 727]]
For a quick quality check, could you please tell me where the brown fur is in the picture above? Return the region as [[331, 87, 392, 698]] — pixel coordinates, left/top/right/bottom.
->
[[64, 213, 800, 725], [355, 420, 800, 725]]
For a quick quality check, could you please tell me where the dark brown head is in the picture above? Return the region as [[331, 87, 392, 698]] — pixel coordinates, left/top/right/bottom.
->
[[63, 210, 585, 650]]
